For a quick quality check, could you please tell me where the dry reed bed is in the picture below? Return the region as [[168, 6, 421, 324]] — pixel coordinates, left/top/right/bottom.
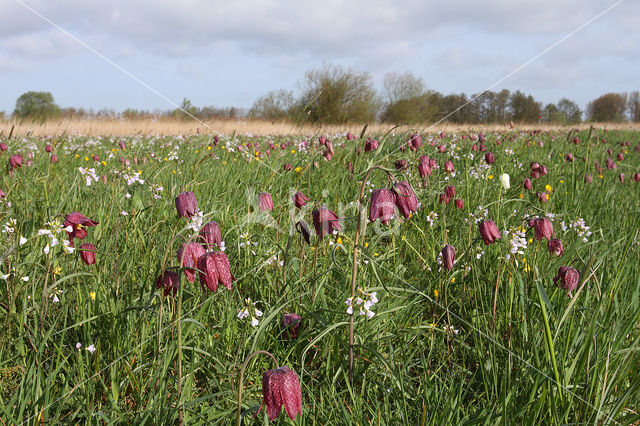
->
[[1, 118, 640, 138]]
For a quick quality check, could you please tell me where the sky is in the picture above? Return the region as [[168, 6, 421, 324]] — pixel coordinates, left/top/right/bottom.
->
[[0, 0, 638, 115]]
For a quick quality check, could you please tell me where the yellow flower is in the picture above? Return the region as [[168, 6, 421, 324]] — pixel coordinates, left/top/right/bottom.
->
[[545, 193, 550, 200], [172, 170, 176, 174], [89, 292, 96, 301], [164, 157, 168, 161], [207, 146, 212, 151], [523, 264, 531, 272], [52, 266, 62, 275], [84, 157, 89, 161], [101, 161, 107, 166], [519, 193, 523, 199], [545, 184, 552, 192], [295, 166, 302, 173], [401, 235, 406, 241], [337, 237, 343, 245], [434, 289, 439, 298], [450, 277, 455, 283], [195, 150, 198, 154], [559, 180, 564, 184], [599, 174, 603, 179], [364, 242, 369, 248], [488, 175, 494, 179], [75, 154, 79, 158], [291, 149, 296, 154], [222, 161, 227, 165], [374, 252, 379, 257], [233, 158, 237, 162]]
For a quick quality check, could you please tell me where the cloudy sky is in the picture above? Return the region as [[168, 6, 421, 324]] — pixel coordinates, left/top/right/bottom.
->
[[0, 0, 637, 115]]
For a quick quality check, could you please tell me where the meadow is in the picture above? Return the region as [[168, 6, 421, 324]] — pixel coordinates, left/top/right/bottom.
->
[[0, 124, 639, 424]]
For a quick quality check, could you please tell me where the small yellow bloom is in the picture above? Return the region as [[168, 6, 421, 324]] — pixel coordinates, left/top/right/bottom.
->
[[523, 264, 531, 272], [434, 289, 439, 298], [75, 154, 79, 158], [336, 237, 343, 245], [222, 161, 227, 165], [291, 149, 296, 154], [488, 175, 494, 179], [374, 252, 379, 257], [295, 166, 302, 173], [528, 238, 533, 243], [519, 193, 523, 198], [545, 193, 550, 200], [233, 158, 237, 162], [364, 242, 369, 248], [195, 150, 199, 154], [559, 180, 564, 184], [172, 170, 176, 174], [599, 174, 603, 179], [207, 146, 212, 150], [89, 292, 96, 301], [255, 151, 259, 156], [545, 184, 552, 192], [401, 235, 406, 241], [450, 277, 455, 283], [84, 157, 89, 161], [52, 266, 62, 275], [164, 157, 168, 161], [101, 161, 107, 166]]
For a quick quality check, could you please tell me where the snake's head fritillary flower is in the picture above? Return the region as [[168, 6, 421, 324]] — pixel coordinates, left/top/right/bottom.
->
[[442, 244, 455, 271], [79, 243, 97, 265], [444, 160, 455, 173], [260, 366, 303, 421], [369, 188, 396, 225], [295, 220, 311, 244], [392, 180, 418, 219], [175, 191, 197, 218], [479, 220, 501, 245], [197, 251, 234, 293], [454, 198, 464, 209], [418, 162, 432, 178], [364, 138, 378, 152], [64, 211, 99, 244], [282, 313, 302, 339], [409, 133, 422, 151], [312, 207, 340, 238], [529, 217, 554, 240], [547, 238, 564, 257], [554, 266, 580, 298], [484, 152, 495, 164], [258, 192, 274, 212], [155, 270, 180, 297], [199, 221, 222, 249], [292, 191, 310, 209], [45, 144, 53, 153], [9, 155, 22, 169], [445, 185, 455, 198], [177, 242, 206, 283]]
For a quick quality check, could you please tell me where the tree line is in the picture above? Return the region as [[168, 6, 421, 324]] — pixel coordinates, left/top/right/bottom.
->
[[7, 65, 640, 124]]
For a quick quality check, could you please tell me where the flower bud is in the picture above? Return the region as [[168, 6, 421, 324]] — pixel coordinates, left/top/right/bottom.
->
[[442, 244, 455, 271]]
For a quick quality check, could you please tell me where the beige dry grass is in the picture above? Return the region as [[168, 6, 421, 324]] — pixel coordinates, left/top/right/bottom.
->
[[1, 118, 640, 138]]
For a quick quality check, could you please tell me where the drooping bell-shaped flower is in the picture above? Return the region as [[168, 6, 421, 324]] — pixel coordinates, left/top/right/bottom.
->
[[369, 189, 396, 225], [260, 366, 303, 421], [479, 220, 501, 245], [392, 180, 418, 219], [554, 266, 580, 298], [312, 207, 340, 238], [177, 242, 206, 283], [175, 191, 197, 218], [199, 221, 222, 249], [79, 243, 97, 265]]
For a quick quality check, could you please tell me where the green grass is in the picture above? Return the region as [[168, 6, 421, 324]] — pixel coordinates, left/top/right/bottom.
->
[[0, 128, 639, 424]]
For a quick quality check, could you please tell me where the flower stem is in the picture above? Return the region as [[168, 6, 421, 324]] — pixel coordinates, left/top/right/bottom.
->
[[236, 350, 279, 426]]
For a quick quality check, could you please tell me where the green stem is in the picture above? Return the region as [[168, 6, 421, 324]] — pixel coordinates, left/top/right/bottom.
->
[[236, 350, 279, 426], [538, 286, 563, 402]]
